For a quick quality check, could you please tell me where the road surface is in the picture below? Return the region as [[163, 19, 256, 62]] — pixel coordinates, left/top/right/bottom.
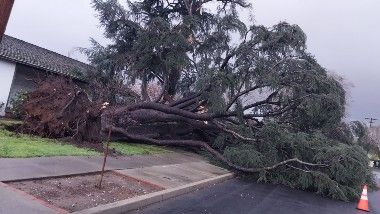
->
[[129, 172, 380, 214]]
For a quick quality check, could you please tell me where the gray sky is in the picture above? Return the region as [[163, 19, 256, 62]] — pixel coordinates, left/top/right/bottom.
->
[[4, 0, 380, 122]]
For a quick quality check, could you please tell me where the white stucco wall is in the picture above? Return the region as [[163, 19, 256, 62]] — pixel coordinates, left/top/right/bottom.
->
[[0, 59, 16, 116]]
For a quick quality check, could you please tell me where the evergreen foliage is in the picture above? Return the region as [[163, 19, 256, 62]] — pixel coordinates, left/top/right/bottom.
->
[[85, 0, 377, 201], [226, 122, 375, 201]]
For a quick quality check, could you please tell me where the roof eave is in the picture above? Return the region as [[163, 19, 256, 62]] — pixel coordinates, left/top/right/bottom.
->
[[0, 55, 88, 82]]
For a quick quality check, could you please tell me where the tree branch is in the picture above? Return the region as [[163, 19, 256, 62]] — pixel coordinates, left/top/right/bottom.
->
[[109, 126, 327, 173], [226, 85, 268, 111], [213, 120, 257, 142], [243, 90, 280, 111]]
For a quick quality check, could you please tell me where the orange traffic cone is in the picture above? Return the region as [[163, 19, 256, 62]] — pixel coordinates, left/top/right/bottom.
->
[[357, 184, 369, 212]]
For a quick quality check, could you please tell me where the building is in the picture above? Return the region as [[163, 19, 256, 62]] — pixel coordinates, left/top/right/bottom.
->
[[0, 35, 92, 116]]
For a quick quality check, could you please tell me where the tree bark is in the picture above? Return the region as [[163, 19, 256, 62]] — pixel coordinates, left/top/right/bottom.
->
[[109, 126, 327, 173]]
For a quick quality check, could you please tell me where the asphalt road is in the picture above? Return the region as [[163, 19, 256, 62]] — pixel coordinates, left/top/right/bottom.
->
[[129, 173, 380, 214]]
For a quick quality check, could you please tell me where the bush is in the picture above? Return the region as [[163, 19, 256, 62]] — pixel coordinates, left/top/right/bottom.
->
[[9, 90, 28, 119]]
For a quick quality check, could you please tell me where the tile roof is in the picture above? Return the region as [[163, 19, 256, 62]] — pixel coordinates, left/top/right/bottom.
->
[[0, 35, 93, 80]]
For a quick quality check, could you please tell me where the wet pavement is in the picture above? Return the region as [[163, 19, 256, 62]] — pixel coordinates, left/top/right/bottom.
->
[[128, 174, 380, 214]]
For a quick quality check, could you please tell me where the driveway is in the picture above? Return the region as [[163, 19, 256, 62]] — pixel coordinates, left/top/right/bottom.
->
[[129, 175, 380, 214]]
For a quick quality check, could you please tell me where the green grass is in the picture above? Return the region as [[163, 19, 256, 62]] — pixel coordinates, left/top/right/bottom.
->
[[0, 129, 99, 158], [109, 142, 171, 156], [0, 119, 171, 158]]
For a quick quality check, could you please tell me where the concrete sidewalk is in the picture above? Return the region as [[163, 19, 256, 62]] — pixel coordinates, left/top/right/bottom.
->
[[0, 182, 57, 214], [116, 162, 229, 188], [0, 151, 231, 214], [0, 152, 204, 181]]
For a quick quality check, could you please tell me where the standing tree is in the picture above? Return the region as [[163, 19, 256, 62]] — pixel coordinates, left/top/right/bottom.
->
[[82, 0, 374, 200]]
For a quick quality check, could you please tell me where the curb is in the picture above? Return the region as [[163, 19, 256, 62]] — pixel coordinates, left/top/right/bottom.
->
[[73, 173, 234, 214]]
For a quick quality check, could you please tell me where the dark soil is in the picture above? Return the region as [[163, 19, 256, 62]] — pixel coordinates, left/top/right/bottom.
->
[[8, 172, 163, 212], [21, 77, 103, 144]]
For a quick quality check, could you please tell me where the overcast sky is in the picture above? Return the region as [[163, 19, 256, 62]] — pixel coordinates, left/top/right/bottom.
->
[[4, 0, 380, 122]]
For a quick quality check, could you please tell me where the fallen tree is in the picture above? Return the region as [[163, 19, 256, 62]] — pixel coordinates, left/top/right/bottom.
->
[[21, 77, 103, 144], [85, 0, 375, 201], [21, 0, 376, 201]]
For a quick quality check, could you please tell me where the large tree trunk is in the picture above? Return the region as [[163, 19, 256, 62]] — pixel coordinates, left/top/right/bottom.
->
[[102, 94, 327, 174]]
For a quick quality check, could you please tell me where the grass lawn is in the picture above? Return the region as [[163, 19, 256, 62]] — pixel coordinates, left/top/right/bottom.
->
[[0, 129, 100, 158], [109, 142, 171, 156], [0, 119, 171, 158]]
